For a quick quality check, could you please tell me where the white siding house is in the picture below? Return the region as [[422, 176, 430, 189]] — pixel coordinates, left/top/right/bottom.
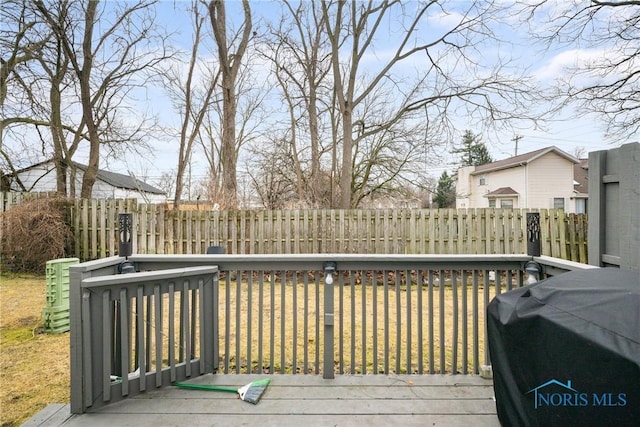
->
[[5, 160, 166, 203], [456, 147, 584, 212]]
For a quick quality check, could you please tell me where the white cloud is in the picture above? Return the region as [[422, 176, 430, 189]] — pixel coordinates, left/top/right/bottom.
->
[[533, 48, 606, 82]]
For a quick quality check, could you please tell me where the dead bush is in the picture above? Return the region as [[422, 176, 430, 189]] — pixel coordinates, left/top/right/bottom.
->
[[1, 196, 74, 273]]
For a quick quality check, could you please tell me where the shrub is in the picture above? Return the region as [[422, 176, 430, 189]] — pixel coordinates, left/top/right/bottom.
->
[[0, 196, 74, 273]]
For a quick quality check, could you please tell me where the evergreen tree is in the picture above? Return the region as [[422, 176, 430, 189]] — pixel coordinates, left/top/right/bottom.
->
[[433, 171, 456, 208], [454, 130, 493, 166]]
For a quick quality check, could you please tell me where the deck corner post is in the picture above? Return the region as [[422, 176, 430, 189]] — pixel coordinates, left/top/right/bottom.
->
[[323, 262, 336, 379]]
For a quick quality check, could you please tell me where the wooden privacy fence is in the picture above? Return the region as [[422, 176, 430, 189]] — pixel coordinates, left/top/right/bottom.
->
[[1, 194, 588, 263]]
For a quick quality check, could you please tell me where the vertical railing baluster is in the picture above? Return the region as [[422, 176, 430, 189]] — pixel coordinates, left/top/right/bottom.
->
[[439, 269, 445, 374], [383, 270, 389, 374], [168, 282, 176, 383], [292, 271, 297, 374], [212, 271, 220, 373], [461, 270, 468, 375], [236, 271, 242, 374], [258, 271, 264, 374], [452, 270, 458, 374], [315, 274, 320, 375], [154, 285, 162, 387], [483, 271, 491, 366], [395, 271, 401, 374], [350, 271, 356, 374], [247, 271, 253, 374], [269, 272, 275, 374], [280, 269, 286, 374], [136, 286, 145, 391], [198, 278, 205, 374], [417, 270, 424, 375], [406, 269, 412, 373], [102, 290, 111, 402], [372, 270, 378, 374], [178, 289, 185, 364], [472, 270, 479, 374], [224, 273, 231, 374], [339, 272, 344, 374], [183, 280, 191, 377], [428, 270, 434, 374], [518, 269, 524, 287], [190, 285, 197, 362], [361, 270, 367, 374], [303, 273, 309, 374], [145, 294, 152, 374], [119, 288, 129, 396]]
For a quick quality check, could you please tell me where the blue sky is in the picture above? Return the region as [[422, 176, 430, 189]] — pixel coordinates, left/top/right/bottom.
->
[[50, 1, 638, 182]]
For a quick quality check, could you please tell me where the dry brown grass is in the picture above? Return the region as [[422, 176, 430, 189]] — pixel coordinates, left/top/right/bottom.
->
[[218, 276, 489, 376], [0, 273, 492, 426], [0, 274, 70, 427]]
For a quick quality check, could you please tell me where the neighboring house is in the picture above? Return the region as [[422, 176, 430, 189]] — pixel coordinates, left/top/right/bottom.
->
[[456, 146, 586, 213], [4, 159, 166, 203], [573, 159, 589, 214]]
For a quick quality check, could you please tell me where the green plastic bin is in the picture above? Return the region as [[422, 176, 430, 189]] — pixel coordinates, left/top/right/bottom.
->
[[42, 257, 79, 333]]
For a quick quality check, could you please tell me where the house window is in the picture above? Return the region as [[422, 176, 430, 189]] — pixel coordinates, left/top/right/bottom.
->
[[553, 198, 565, 209], [500, 199, 513, 209], [488, 199, 496, 208], [575, 199, 587, 214], [479, 175, 486, 185]]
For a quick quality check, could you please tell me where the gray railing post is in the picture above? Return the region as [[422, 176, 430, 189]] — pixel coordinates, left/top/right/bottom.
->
[[323, 262, 336, 379]]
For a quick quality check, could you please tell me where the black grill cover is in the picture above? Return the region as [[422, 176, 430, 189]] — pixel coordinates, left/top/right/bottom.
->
[[487, 268, 640, 427]]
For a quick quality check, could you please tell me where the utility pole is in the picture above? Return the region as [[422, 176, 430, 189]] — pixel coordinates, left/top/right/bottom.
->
[[512, 135, 523, 156]]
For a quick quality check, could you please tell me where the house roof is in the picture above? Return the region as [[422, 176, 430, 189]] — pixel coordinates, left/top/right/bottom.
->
[[573, 159, 589, 195], [471, 146, 580, 176], [13, 159, 165, 194], [485, 187, 519, 197]]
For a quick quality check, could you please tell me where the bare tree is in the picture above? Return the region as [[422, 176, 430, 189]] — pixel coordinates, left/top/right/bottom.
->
[[519, 0, 640, 140], [260, 0, 334, 207], [1, 0, 55, 190], [322, 0, 537, 208], [245, 136, 299, 209], [33, 0, 173, 197], [161, 1, 218, 210], [208, 0, 252, 208]]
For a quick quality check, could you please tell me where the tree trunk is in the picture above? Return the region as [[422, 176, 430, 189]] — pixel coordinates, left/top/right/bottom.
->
[[209, 0, 251, 208], [79, 1, 99, 199]]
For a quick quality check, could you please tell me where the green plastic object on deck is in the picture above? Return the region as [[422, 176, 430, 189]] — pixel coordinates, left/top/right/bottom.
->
[[173, 378, 271, 404]]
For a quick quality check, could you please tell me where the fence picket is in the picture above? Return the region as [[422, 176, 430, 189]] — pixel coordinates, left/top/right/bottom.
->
[[1, 194, 588, 262]]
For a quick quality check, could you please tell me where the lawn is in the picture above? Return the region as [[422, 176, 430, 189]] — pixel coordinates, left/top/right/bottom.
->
[[0, 272, 491, 426], [0, 275, 69, 427]]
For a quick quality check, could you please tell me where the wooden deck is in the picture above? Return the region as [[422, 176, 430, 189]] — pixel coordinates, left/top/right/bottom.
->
[[25, 374, 499, 426]]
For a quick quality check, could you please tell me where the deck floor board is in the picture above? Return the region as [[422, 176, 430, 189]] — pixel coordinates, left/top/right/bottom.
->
[[24, 374, 500, 427]]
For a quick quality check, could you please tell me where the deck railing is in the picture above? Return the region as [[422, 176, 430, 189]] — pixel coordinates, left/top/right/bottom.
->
[[69, 253, 597, 413]]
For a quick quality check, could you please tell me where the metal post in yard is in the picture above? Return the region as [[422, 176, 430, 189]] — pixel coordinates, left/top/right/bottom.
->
[[526, 212, 541, 257], [118, 213, 135, 274], [526, 212, 542, 284], [118, 213, 133, 258], [323, 262, 336, 379]]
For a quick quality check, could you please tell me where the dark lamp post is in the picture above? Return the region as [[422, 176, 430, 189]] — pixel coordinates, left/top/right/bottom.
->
[[118, 213, 135, 273], [118, 213, 133, 258], [526, 212, 541, 257]]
